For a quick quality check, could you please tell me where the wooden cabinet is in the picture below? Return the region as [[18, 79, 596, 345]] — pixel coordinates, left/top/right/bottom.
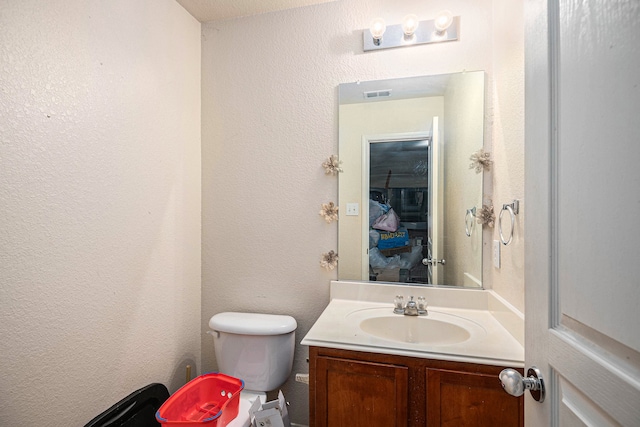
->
[[314, 355, 409, 427], [426, 368, 522, 426], [309, 347, 523, 427]]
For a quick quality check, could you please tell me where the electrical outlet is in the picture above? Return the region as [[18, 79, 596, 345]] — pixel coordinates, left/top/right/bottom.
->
[[346, 203, 359, 216], [493, 240, 501, 268]]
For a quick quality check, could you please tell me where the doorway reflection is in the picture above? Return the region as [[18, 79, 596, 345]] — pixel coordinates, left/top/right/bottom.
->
[[368, 139, 431, 284]]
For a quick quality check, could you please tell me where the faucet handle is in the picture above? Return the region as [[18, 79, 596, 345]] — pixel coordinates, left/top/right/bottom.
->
[[417, 296, 428, 315], [393, 295, 405, 314]]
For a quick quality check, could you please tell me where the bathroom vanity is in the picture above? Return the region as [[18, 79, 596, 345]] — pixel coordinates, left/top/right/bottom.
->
[[308, 347, 522, 426], [302, 281, 524, 427]]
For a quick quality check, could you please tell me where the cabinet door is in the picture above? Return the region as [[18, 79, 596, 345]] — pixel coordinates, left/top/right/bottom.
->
[[426, 368, 523, 427], [314, 355, 409, 427]]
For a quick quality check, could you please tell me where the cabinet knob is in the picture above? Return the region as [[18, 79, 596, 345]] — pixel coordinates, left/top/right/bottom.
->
[[499, 366, 545, 402]]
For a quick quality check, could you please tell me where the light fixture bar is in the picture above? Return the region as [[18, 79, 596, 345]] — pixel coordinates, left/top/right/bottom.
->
[[363, 16, 459, 52]]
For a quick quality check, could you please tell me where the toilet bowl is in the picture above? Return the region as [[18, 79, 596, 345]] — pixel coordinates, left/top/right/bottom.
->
[[208, 312, 297, 427]]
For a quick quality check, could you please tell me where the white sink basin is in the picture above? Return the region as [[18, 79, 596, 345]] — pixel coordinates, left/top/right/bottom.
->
[[346, 307, 486, 347], [359, 316, 471, 345], [300, 290, 525, 366]]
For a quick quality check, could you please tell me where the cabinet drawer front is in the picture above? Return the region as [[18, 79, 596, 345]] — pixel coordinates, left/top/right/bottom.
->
[[315, 356, 409, 427], [427, 369, 524, 427]]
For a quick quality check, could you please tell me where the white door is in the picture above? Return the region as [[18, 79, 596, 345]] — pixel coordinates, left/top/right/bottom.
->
[[427, 117, 443, 284], [524, 1, 640, 425]]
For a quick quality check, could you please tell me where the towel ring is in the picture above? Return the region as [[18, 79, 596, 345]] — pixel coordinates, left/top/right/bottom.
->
[[499, 200, 520, 245], [465, 206, 477, 237]]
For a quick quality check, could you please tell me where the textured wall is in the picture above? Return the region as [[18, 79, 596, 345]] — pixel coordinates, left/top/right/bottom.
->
[[488, 0, 525, 313], [0, 1, 201, 425], [443, 72, 485, 287], [200, 0, 525, 424]]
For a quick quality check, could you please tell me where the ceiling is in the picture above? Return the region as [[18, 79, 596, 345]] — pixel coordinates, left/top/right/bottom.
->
[[339, 74, 453, 105], [176, 0, 336, 22]]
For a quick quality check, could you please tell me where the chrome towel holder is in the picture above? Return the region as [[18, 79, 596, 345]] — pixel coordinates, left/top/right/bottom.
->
[[499, 200, 519, 245]]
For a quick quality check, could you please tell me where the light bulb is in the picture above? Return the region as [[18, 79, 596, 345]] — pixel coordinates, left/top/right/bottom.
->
[[401, 14, 420, 37], [370, 18, 386, 45], [434, 10, 453, 33]]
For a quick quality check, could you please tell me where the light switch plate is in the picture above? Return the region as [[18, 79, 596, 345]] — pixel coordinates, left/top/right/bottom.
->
[[493, 240, 501, 268], [346, 203, 359, 216]]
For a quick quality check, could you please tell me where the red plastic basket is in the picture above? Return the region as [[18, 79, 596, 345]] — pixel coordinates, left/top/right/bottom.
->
[[155, 373, 244, 426]]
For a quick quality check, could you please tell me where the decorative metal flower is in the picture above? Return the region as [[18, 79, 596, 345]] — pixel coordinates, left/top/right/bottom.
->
[[320, 250, 339, 270], [469, 148, 493, 173], [322, 155, 343, 175], [477, 202, 495, 228], [319, 202, 339, 223]]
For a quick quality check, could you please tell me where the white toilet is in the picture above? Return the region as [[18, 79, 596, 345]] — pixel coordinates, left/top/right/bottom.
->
[[208, 312, 297, 427]]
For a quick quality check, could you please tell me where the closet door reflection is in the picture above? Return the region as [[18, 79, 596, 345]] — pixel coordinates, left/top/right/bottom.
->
[[366, 129, 439, 285], [427, 117, 443, 284]]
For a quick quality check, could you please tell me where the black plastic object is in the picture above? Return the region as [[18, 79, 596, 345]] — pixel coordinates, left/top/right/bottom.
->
[[85, 383, 170, 427]]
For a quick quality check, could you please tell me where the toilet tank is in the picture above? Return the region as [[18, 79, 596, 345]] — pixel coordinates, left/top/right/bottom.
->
[[209, 312, 297, 392]]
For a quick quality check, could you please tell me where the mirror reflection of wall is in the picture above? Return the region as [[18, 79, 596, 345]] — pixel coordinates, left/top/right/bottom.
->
[[338, 71, 485, 288]]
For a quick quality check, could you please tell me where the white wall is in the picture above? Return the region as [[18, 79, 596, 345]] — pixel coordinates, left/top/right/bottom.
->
[[487, 0, 525, 312], [443, 72, 485, 286], [0, 1, 201, 425], [201, 0, 527, 424]]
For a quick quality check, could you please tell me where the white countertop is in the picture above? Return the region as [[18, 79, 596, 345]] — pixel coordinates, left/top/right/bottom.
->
[[301, 281, 524, 368]]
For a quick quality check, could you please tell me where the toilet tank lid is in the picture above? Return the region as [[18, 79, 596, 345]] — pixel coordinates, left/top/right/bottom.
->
[[209, 312, 297, 335]]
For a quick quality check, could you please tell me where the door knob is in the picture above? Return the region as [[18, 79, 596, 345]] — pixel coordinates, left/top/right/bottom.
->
[[499, 366, 545, 402]]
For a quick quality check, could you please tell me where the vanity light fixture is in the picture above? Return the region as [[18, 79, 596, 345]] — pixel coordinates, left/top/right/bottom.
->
[[364, 11, 459, 52], [434, 10, 454, 33], [401, 14, 419, 38], [369, 18, 386, 46]]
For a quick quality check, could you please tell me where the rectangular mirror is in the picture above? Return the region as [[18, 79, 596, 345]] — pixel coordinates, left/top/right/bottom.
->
[[338, 71, 485, 288]]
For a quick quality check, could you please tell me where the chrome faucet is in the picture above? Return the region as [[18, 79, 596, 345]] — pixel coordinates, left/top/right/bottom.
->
[[394, 295, 428, 316], [404, 296, 419, 316]]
